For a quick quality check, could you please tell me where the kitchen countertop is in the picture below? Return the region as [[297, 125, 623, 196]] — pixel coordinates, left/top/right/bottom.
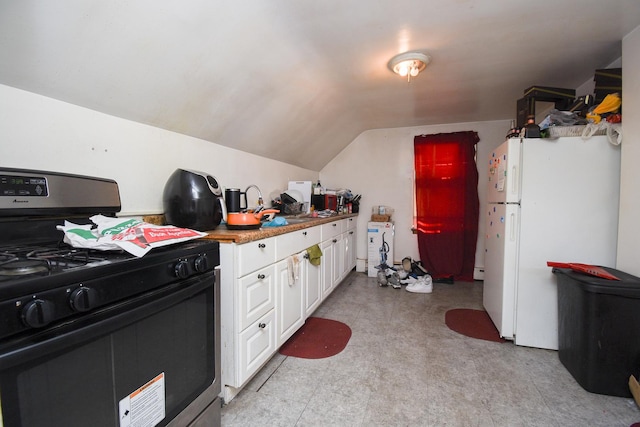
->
[[199, 214, 358, 244]]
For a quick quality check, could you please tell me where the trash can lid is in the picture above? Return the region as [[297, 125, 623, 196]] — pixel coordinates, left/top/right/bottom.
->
[[552, 267, 640, 298]]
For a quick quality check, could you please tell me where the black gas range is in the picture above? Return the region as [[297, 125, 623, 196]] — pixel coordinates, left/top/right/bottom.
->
[[0, 168, 221, 427]]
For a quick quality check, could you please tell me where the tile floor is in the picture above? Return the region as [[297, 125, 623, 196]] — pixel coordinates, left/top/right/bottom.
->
[[221, 272, 640, 426]]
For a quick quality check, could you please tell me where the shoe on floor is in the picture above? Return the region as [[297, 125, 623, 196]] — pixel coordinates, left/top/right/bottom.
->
[[406, 281, 433, 293], [377, 271, 388, 286], [406, 275, 433, 293], [388, 274, 401, 289], [402, 257, 412, 272], [411, 261, 429, 276]]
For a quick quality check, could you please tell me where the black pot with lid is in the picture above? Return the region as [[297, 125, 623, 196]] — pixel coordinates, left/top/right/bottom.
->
[[163, 168, 224, 231]]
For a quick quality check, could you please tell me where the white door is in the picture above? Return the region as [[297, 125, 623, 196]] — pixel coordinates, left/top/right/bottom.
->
[[483, 202, 519, 339]]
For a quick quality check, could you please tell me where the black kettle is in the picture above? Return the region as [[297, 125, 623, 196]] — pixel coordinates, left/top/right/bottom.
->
[[163, 169, 224, 231]]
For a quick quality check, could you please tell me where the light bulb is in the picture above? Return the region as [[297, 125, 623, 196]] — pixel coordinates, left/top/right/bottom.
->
[[410, 64, 420, 77], [397, 64, 409, 77]]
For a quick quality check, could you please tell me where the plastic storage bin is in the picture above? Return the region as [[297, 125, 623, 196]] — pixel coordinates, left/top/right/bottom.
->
[[552, 266, 640, 397]]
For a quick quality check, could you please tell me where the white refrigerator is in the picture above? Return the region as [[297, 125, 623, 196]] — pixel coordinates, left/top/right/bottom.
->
[[483, 136, 621, 350]]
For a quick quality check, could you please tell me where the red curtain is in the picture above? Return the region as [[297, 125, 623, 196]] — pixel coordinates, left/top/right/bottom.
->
[[414, 131, 479, 282]]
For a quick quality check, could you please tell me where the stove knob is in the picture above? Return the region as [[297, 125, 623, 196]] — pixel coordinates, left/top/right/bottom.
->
[[22, 299, 54, 328], [194, 254, 209, 273], [70, 287, 97, 312], [175, 260, 190, 279]]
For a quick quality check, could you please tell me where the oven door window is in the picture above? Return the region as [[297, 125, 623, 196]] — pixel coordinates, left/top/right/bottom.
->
[[0, 275, 216, 427]]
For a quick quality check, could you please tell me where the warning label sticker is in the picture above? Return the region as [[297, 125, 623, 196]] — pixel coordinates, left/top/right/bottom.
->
[[119, 373, 166, 427]]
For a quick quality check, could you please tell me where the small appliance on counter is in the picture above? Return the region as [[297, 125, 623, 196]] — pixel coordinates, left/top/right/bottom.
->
[[287, 181, 312, 213], [163, 168, 224, 231], [311, 194, 337, 211]]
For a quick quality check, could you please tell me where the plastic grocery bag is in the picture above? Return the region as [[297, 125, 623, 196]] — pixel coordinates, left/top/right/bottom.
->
[[57, 215, 208, 257]]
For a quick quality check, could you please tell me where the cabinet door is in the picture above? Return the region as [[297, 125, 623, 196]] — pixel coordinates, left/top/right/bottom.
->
[[332, 235, 344, 286], [304, 256, 322, 317], [238, 309, 276, 386], [276, 258, 305, 346], [238, 265, 276, 332], [344, 228, 356, 274], [320, 238, 334, 299]]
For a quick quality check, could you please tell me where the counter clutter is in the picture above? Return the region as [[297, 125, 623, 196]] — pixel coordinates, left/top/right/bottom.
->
[[212, 214, 358, 403], [200, 214, 357, 243]]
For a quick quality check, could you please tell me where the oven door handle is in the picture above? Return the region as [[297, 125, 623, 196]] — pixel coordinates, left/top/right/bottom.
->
[[0, 274, 214, 370]]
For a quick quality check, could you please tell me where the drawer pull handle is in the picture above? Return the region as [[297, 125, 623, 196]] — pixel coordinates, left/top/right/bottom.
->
[[349, 231, 354, 234], [302, 231, 307, 236], [303, 253, 310, 259], [332, 223, 337, 227], [258, 243, 266, 249], [332, 239, 337, 243], [258, 323, 266, 329], [258, 274, 266, 279]]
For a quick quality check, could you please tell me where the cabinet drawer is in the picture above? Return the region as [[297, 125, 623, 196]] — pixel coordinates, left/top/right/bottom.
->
[[236, 236, 277, 276], [321, 221, 343, 241], [238, 265, 276, 331], [276, 225, 321, 259], [344, 217, 356, 231], [238, 309, 276, 386]]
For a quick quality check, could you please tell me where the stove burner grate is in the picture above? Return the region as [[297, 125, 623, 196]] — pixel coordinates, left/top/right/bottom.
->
[[0, 246, 110, 277], [0, 259, 50, 276]]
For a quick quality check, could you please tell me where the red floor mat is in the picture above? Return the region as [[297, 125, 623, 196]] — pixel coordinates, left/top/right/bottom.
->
[[445, 308, 507, 343], [279, 317, 351, 359]]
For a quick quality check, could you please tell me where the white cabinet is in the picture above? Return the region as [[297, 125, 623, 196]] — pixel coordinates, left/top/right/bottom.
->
[[320, 238, 335, 299], [277, 226, 320, 259], [304, 255, 322, 316], [343, 217, 357, 275], [221, 236, 277, 402], [236, 236, 277, 276], [237, 264, 276, 331], [219, 216, 357, 403], [276, 258, 304, 346], [238, 309, 276, 385]]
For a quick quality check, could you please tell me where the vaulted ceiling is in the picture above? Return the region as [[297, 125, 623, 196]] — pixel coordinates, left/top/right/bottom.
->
[[1, 1, 639, 170]]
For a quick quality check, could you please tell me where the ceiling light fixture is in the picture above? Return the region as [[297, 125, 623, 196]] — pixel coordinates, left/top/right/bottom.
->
[[387, 51, 430, 82]]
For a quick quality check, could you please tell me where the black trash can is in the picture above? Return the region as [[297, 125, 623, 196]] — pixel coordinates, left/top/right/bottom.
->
[[552, 266, 640, 397]]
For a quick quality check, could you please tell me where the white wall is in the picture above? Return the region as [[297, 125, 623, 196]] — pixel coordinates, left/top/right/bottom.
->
[[321, 120, 510, 272], [617, 25, 640, 276], [0, 85, 317, 216]]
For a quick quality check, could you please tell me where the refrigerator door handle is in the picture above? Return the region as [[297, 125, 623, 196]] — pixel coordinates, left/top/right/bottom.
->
[[511, 165, 518, 197], [509, 212, 517, 241]]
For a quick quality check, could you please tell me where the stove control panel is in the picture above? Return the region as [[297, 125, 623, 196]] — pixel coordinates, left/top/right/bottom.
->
[[0, 168, 120, 214], [0, 173, 48, 197]]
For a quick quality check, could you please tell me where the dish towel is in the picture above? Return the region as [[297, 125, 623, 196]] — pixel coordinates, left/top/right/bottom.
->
[[306, 244, 322, 266], [287, 251, 305, 286]]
